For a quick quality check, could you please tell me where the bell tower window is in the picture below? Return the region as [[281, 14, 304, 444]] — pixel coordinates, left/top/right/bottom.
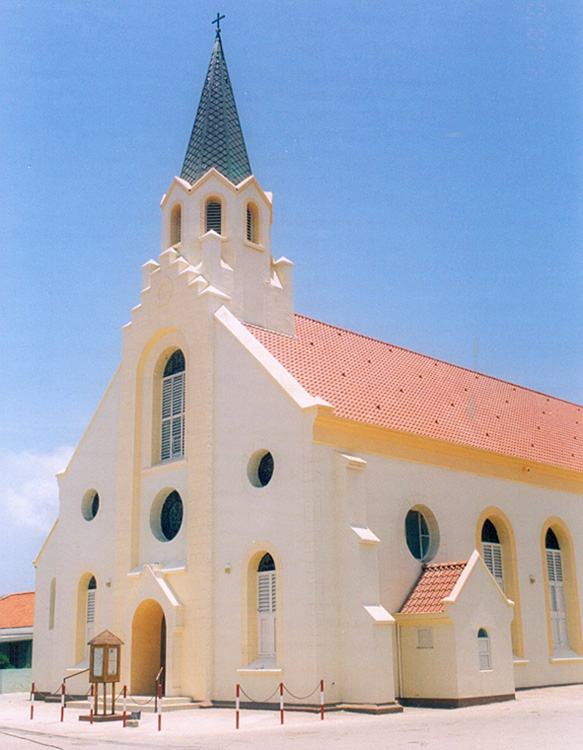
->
[[160, 349, 186, 462], [170, 204, 182, 245], [205, 199, 222, 234], [246, 203, 258, 243]]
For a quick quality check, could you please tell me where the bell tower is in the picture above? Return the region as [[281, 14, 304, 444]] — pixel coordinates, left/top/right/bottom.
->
[[159, 18, 294, 335]]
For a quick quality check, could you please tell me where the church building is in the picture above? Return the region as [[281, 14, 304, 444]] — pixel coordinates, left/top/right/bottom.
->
[[32, 25, 583, 710]]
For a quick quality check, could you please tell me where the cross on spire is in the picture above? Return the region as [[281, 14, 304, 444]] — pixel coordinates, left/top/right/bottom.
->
[[212, 12, 225, 37]]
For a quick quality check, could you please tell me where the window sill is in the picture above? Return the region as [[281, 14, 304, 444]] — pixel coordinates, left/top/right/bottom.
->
[[549, 655, 583, 664], [243, 240, 265, 253], [237, 667, 283, 674], [512, 658, 530, 666], [144, 458, 187, 474]]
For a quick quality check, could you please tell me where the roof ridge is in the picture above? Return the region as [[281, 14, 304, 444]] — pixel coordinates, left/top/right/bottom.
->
[[424, 560, 467, 569], [0, 591, 34, 599], [294, 313, 582, 409]]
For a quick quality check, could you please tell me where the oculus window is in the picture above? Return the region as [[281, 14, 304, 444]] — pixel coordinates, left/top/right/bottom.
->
[[405, 508, 438, 562]]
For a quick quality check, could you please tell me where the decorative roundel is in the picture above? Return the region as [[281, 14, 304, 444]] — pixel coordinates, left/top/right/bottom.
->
[[82, 490, 100, 521], [248, 450, 275, 488], [160, 490, 183, 541]]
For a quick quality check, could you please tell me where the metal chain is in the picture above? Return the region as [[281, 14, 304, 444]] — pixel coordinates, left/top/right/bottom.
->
[[283, 683, 320, 701], [125, 694, 155, 706], [239, 685, 281, 704]]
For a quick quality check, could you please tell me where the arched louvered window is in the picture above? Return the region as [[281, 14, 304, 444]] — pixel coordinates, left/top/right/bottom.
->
[[545, 528, 567, 650], [85, 576, 97, 656], [481, 519, 504, 590], [205, 200, 222, 235], [257, 553, 276, 658], [246, 203, 258, 243], [161, 350, 185, 462], [477, 628, 491, 670], [170, 204, 182, 245]]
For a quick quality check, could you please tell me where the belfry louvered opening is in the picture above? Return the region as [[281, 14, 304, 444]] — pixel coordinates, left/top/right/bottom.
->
[[246, 203, 258, 243], [161, 350, 186, 462], [205, 199, 222, 234]]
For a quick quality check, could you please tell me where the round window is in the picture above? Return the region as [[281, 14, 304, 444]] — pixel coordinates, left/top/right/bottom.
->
[[160, 491, 183, 541], [247, 450, 275, 488], [405, 507, 438, 562], [82, 490, 100, 521]]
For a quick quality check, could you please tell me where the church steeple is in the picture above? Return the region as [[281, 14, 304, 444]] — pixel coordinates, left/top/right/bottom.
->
[[181, 26, 252, 186]]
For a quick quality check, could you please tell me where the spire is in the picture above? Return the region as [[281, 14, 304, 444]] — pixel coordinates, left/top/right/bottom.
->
[[181, 26, 252, 186]]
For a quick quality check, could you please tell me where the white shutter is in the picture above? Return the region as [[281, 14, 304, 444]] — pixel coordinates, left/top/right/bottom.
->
[[547, 549, 567, 649], [483, 542, 504, 590], [478, 636, 491, 670], [257, 572, 274, 613], [161, 371, 185, 461], [86, 590, 95, 624], [257, 570, 276, 658]]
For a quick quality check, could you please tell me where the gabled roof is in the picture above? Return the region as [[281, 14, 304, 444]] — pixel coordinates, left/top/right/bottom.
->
[[88, 629, 124, 646], [181, 34, 252, 186], [246, 314, 582, 473], [0, 592, 34, 629], [400, 562, 467, 614]]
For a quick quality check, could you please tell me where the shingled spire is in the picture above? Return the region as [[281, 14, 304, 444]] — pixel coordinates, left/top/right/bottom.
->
[[181, 29, 252, 186]]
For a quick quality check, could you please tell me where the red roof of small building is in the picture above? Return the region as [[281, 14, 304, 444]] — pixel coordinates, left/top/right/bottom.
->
[[247, 314, 582, 473], [0, 592, 34, 629], [400, 562, 467, 614]]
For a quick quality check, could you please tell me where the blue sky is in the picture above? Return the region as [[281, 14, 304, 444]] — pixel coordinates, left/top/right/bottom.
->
[[0, 0, 581, 592]]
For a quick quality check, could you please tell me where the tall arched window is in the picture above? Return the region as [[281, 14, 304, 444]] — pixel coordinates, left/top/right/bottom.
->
[[170, 204, 182, 245], [545, 528, 568, 651], [85, 576, 97, 658], [257, 554, 276, 658], [161, 350, 185, 462], [246, 203, 258, 243], [205, 199, 222, 234], [481, 519, 504, 590]]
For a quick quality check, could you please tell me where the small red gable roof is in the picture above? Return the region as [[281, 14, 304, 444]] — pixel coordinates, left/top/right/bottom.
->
[[0, 592, 34, 629], [247, 314, 582, 473], [400, 562, 467, 614]]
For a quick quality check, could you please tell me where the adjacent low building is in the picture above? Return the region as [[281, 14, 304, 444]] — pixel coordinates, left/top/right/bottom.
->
[[0, 592, 34, 693]]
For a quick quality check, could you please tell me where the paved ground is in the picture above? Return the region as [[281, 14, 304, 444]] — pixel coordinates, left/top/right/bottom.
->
[[1, 685, 583, 749]]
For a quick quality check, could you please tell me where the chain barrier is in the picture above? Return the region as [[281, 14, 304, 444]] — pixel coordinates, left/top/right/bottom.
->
[[282, 683, 320, 701], [239, 685, 281, 704]]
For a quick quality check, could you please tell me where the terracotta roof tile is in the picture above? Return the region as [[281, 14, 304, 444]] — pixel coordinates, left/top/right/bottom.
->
[[400, 561, 467, 614], [246, 314, 582, 473], [0, 592, 34, 629]]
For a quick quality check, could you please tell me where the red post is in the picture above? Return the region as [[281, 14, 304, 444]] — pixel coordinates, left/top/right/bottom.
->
[[122, 685, 127, 728], [157, 681, 162, 732], [60, 682, 65, 722], [89, 684, 94, 725], [235, 683, 240, 729], [320, 679, 325, 720], [29, 682, 35, 721], [279, 682, 284, 725]]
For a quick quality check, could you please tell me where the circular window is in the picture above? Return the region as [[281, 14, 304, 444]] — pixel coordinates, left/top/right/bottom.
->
[[247, 450, 275, 488], [82, 490, 100, 521], [159, 491, 183, 541], [405, 507, 439, 562]]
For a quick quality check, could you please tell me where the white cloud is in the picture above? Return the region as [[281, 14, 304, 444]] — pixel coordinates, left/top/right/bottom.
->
[[0, 446, 73, 533]]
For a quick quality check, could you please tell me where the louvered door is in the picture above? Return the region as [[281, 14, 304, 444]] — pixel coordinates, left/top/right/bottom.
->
[[547, 549, 567, 648], [257, 570, 276, 657], [483, 542, 504, 590]]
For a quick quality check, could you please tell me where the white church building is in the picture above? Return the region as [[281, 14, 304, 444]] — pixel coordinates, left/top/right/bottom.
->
[[32, 27, 583, 710]]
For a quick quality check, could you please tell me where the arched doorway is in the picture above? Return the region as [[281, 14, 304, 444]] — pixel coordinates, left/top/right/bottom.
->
[[131, 600, 166, 695]]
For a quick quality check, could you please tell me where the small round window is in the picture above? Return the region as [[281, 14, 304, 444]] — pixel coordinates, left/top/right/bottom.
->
[[405, 507, 438, 562], [248, 450, 275, 488], [160, 491, 183, 541], [82, 490, 100, 521]]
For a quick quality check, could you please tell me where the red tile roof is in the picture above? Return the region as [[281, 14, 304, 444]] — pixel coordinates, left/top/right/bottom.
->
[[247, 314, 582, 473], [400, 562, 467, 614], [0, 592, 35, 629]]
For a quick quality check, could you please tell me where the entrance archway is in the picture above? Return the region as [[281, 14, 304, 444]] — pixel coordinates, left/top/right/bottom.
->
[[131, 599, 166, 695]]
